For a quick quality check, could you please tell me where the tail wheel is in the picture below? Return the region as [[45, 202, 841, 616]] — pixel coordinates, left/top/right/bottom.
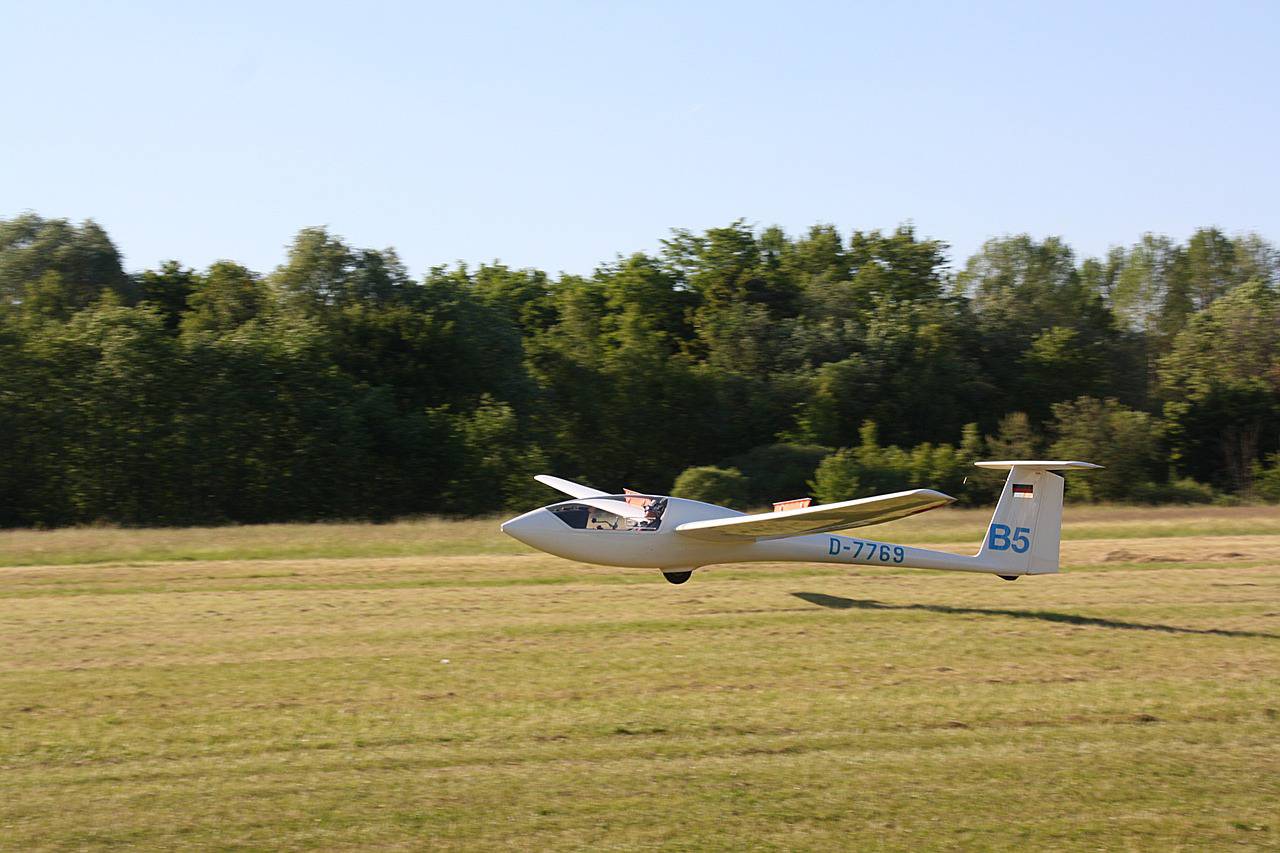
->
[[662, 570, 693, 585], [998, 574, 1020, 581]]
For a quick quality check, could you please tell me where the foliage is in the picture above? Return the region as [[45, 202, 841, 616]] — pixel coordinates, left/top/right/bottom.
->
[[1048, 397, 1165, 502], [1158, 281, 1280, 490], [1127, 478, 1218, 505], [810, 422, 970, 505], [0, 213, 1276, 524], [809, 449, 861, 506], [671, 466, 750, 508], [444, 395, 550, 514], [720, 443, 831, 505], [0, 214, 134, 318], [1253, 453, 1280, 503]]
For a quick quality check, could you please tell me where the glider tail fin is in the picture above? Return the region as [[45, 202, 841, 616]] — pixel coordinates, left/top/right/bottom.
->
[[973, 461, 1101, 575]]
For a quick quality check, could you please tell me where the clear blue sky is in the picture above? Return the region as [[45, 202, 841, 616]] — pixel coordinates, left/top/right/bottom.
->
[[3, 1, 1277, 277]]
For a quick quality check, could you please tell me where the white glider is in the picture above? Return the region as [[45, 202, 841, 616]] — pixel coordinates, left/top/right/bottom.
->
[[502, 461, 1100, 584]]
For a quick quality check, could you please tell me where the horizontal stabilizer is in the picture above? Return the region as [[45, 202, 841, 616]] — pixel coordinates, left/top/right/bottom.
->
[[675, 489, 954, 542], [973, 460, 1103, 471], [534, 474, 610, 499]]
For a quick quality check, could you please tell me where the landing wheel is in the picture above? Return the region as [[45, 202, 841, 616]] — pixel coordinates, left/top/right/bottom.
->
[[662, 570, 693, 585], [998, 575, 1019, 581]]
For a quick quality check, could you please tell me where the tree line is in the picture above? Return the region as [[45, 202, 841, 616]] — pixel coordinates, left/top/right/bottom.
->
[[1, 212, 1278, 526]]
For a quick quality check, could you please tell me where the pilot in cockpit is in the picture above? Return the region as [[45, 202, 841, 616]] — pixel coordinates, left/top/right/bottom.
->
[[637, 497, 667, 531]]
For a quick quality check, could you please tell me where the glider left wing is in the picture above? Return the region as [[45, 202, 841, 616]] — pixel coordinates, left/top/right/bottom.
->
[[675, 489, 954, 542], [534, 475, 610, 500]]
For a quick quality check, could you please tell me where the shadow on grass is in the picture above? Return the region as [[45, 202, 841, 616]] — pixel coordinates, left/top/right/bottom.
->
[[790, 592, 1279, 640]]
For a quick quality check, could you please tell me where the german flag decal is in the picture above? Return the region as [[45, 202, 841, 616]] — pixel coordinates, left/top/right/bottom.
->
[[1012, 483, 1034, 499]]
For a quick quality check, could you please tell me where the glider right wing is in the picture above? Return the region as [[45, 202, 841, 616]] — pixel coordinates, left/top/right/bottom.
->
[[674, 489, 954, 542]]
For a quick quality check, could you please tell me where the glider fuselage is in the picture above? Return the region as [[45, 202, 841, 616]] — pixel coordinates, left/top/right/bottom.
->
[[503, 496, 798, 570], [500, 495, 996, 574]]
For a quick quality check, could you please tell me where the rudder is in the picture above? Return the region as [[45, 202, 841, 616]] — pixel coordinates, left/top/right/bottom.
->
[[974, 461, 1099, 576]]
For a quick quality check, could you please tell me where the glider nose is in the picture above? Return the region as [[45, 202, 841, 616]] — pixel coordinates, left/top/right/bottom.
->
[[500, 508, 560, 549]]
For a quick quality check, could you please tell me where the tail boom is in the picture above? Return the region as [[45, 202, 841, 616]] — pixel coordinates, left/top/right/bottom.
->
[[776, 460, 1098, 577]]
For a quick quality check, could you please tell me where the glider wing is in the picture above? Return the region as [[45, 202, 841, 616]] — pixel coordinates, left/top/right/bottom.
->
[[534, 474, 610, 500], [674, 489, 954, 542]]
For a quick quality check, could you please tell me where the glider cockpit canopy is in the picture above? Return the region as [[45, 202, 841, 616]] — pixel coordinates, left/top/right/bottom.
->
[[546, 494, 668, 532]]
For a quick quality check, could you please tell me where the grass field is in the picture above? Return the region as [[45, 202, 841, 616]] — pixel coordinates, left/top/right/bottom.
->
[[2, 507, 1278, 850]]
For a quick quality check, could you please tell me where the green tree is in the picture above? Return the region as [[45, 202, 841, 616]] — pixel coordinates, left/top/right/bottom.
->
[[810, 449, 861, 505], [1158, 281, 1280, 490], [846, 225, 949, 306], [958, 422, 1002, 505], [721, 443, 831, 505], [472, 263, 557, 336], [444, 395, 550, 514], [137, 261, 196, 330], [598, 254, 693, 361], [1048, 397, 1164, 501], [271, 227, 412, 314], [781, 224, 850, 288], [810, 421, 968, 503], [671, 466, 750, 509], [1253, 453, 1280, 502], [663, 220, 774, 312], [22, 303, 182, 522], [1019, 327, 1109, 421], [4, 212, 1274, 525], [1184, 227, 1239, 311], [1109, 233, 1191, 342], [0, 214, 134, 318], [181, 261, 268, 335], [788, 299, 986, 446], [959, 235, 1120, 416], [985, 412, 1040, 460]]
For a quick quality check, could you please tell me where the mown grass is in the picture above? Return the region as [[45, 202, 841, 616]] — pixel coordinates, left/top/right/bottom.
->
[[1, 509, 1278, 850], [0, 517, 523, 567], [3, 504, 1279, 567]]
